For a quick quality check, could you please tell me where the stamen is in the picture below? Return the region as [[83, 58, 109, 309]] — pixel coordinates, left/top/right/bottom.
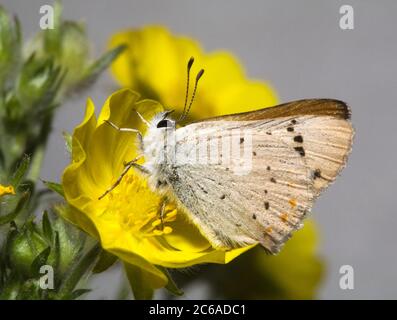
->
[[163, 226, 173, 234], [152, 219, 162, 227], [103, 172, 177, 238], [166, 210, 177, 219], [153, 229, 163, 236]]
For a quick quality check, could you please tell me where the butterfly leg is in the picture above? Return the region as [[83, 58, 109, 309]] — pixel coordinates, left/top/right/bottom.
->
[[104, 119, 144, 150], [135, 110, 150, 127], [123, 154, 143, 166], [159, 200, 166, 229], [98, 155, 149, 200]]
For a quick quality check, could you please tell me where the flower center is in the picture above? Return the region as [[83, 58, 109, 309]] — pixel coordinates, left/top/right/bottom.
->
[[101, 172, 177, 237]]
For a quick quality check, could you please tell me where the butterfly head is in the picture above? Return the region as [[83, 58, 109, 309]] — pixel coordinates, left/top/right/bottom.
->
[[151, 57, 204, 131], [153, 110, 176, 130]]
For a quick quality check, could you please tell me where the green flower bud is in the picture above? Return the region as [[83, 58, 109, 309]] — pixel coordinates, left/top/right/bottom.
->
[[55, 22, 89, 86], [23, 1, 123, 99], [0, 6, 21, 89], [15, 55, 62, 110], [27, 2, 90, 89], [8, 226, 48, 278], [10, 217, 84, 275]]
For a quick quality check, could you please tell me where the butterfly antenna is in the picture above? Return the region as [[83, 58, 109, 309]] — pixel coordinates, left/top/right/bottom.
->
[[181, 69, 204, 122], [178, 57, 194, 122]]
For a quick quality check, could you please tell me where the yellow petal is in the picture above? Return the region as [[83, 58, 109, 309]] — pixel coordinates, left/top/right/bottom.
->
[[0, 185, 15, 197], [108, 26, 278, 121], [258, 220, 324, 299]]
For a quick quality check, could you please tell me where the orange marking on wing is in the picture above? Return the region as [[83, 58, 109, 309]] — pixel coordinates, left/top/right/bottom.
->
[[280, 213, 288, 222], [288, 198, 297, 209], [265, 226, 273, 233]]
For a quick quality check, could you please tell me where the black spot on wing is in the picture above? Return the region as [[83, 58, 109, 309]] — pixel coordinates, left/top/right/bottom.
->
[[264, 202, 270, 210], [294, 146, 305, 157], [313, 169, 322, 179], [294, 135, 303, 143], [197, 184, 208, 194]]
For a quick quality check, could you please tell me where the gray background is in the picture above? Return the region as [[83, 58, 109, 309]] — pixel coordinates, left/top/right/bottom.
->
[[3, 0, 397, 299]]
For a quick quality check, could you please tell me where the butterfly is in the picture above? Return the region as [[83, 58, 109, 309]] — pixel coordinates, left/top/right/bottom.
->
[[100, 57, 354, 254]]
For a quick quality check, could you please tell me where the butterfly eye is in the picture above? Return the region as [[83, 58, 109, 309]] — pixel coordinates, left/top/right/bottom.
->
[[157, 119, 171, 128]]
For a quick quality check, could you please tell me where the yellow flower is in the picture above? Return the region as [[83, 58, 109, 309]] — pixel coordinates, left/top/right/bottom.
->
[[0, 184, 15, 197], [109, 25, 278, 120], [61, 89, 252, 292], [208, 220, 324, 299]]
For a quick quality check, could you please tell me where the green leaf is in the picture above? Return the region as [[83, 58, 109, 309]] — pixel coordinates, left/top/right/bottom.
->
[[0, 191, 30, 225], [0, 273, 20, 300], [124, 263, 154, 300], [43, 0, 62, 54], [62, 131, 72, 154], [51, 216, 86, 276], [68, 289, 91, 300], [16, 279, 41, 300], [31, 246, 51, 275], [92, 249, 117, 274], [52, 231, 61, 283], [42, 210, 53, 242], [80, 45, 126, 86], [41, 180, 64, 197], [157, 266, 183, 296], [56, 243, 101, 299], [0, 148, 5, 170], [10, 155, 30, 187], [1, 224, 18, 283], [13, 15, 21, 45], [0, 6, 21, 87]]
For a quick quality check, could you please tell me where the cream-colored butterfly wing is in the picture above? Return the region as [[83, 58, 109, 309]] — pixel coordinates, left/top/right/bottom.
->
[[206, 99, 354, 196], [164, 99, 353, 253], [274, 115, 353, 195], [169, 124, 315, 253]]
